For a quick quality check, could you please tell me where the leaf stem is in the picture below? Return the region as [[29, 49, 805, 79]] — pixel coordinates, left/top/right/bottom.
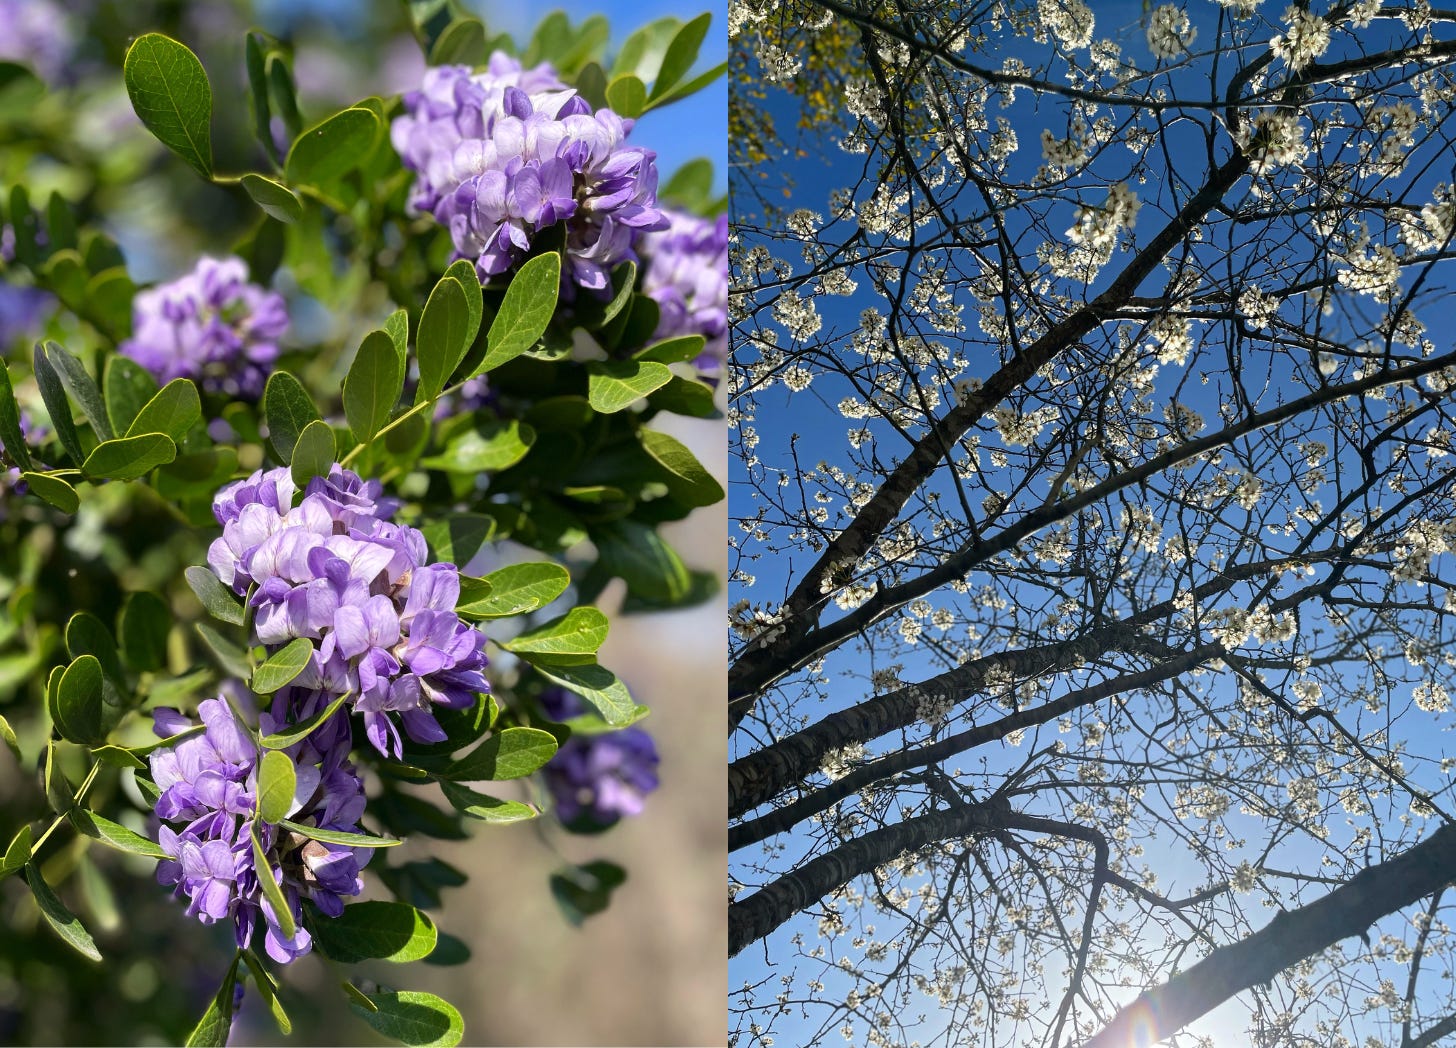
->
[[338, 379, 466, 468]]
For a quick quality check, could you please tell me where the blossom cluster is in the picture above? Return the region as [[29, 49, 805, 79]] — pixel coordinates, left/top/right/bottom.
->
[[207, 463, 489, 759], [149, 695, 371, 963], [539, 687, 659, 828], [120, 256, 288, 400], [390, 55, 668, 291], [639, 210, 729, 377]]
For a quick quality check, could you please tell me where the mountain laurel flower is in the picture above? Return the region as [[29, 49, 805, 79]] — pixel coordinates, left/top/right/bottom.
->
[[391, 56, 668, 291], [639, 210, 729, 376], [539, 687, 660, 827], [149, 696, 371, 963], [206, 464, 488, 759], [120, 256, 287, 399]]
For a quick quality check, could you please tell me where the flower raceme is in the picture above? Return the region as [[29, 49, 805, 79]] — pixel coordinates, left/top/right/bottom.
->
[[120, 255, 288, 400], [207, 464, 489, 759], [391, 55, 668, 291], [539, 687, 659, 828], [149, 695, 371, 963]]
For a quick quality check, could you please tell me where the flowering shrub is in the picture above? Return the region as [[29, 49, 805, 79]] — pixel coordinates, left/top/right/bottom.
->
[[0, 5, 722, 1045]]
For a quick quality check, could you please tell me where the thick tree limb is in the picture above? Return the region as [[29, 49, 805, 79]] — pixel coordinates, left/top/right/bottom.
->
[[1080, 824, 1456, 1048]]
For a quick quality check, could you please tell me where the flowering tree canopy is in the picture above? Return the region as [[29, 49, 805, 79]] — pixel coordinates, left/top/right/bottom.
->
[[729, 3, 1456, 1047]]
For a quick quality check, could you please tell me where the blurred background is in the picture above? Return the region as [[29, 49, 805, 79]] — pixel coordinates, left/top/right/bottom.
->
[[0, 0, 725, 1044]]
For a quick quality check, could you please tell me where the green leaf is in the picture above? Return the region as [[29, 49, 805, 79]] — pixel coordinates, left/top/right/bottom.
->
[[439, 781, 537, 823], [245, 33, 274, 162], [443, 727, 558, 781], [260, 693, 349, 749], [605, 73, 647, 118], [458, 562, 569, 619], [289, 419, 336, 489], [531, 661, 636, 726], [596, 519, 692, 601], [258, 749, 296, 824], [262, 370, 320, 463], [119, 591, 172, 672], [416, 274, 471, 404], [241, 950, 292, 1037], [384, 308, 410, 369], [70, 809, 171, 860], [82, 432, 178, 481], [640, 428, 724, 506], [422, 932, 472, 967], [505, 607, 609, 660], [420, 514, 496, 566], [660, 157, 714, 209], [48, 654, 105, 744], [44, 736, 75, 813], [103, 356, 160, 438], [348, 990, 463, 1048], [430, 18, 488, 67], [587, 361, 672, 413], [25, 863, 101, 961], [476, 251, 560, 375], [266, 53, 302, 142], [278, 820, 402, 848], [66, 611, 125, 688], [33, 342, 83, 466], [571, 260, 635, 332], [550, 860, 626, 926], [344, 330, 404, 444], [252, 636, 313, 695], [127, 378, 201, 442], [197, 622, 252, 680], [646, 59, 727, 111], [156, 447, 239, 500], [185, 566, 245, 626], [444, 258, 484, 350], [285, 107, 381, 187], [420, 420, 534, 473], [310, 900, 438, 963], [612, 16, 679, 81], [43, 341, 112, 442], [185, 956, 240, 1047], [253, 826, 296, 935], [0, 362, 31, 472], [649, 12, 711, 100], [649, 374, 718, 417], [633, 334, 706, 364], [1, 824, 31, 879], [21, 472, 78, 514], [240, 173, 303, 223], [123, 33, 213, 180], [0, 713, 18, 764]]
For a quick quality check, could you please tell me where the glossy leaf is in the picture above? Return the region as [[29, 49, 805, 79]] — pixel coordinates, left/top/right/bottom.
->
[[344, 330, 404, 443], [430, 18, 488, 67], [49, 654, 105, 744], [185, 956, 240, 1047], [82, 433, 178, 481], [419, 514, 496, 567], [310, 900, 437, 963], [586, 361, 672, 413], [262, 370, 320, 463], [21, 472, 78, 514], [70, 809, 171, 859], [250, 850, 296, 960], [278, 820, 402, 848], [457, 562, 569, 619], [649, 12, 711, 101], [639, 428, 724, 506], [1, 824, 31, 878], [420, 420, 534, 473], [289, 419, 336, 489], [118, 591, 171, 672], [185, 566, 245, 626], [443, 727, 558, 781], [476, 251, 560, 375], [259, 693, 349, 749], [103, 356, 160, 437], [439, 781, 537, 823], [127, 378, 201, 442], [416, 274, 471, 404], [384, 308, 410, 368], [258, 749, 297, 824], [505, 607, 609, 659], [0, 362, 30, 472], [531, 661, 636, 726], [605, 74, 646, 118], [252, 636, 313, 695], [285, 107, 381, 187], [124, 33, 213, 180], [44, 341, 112, 442], [33, 341, 83, 465], [25, 863, 101, 961], [348, 990, 463, 1048], [240, 173, 303, 223]]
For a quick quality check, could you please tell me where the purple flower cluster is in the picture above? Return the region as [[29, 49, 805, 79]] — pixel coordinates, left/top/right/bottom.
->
[[120, 256, 287, 400], [391, 56, 668, 291], [539, 687, 659, 828], [639, 211, 729, 378], [207, 464, 489, 759], [149, 696, 371, 963]]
